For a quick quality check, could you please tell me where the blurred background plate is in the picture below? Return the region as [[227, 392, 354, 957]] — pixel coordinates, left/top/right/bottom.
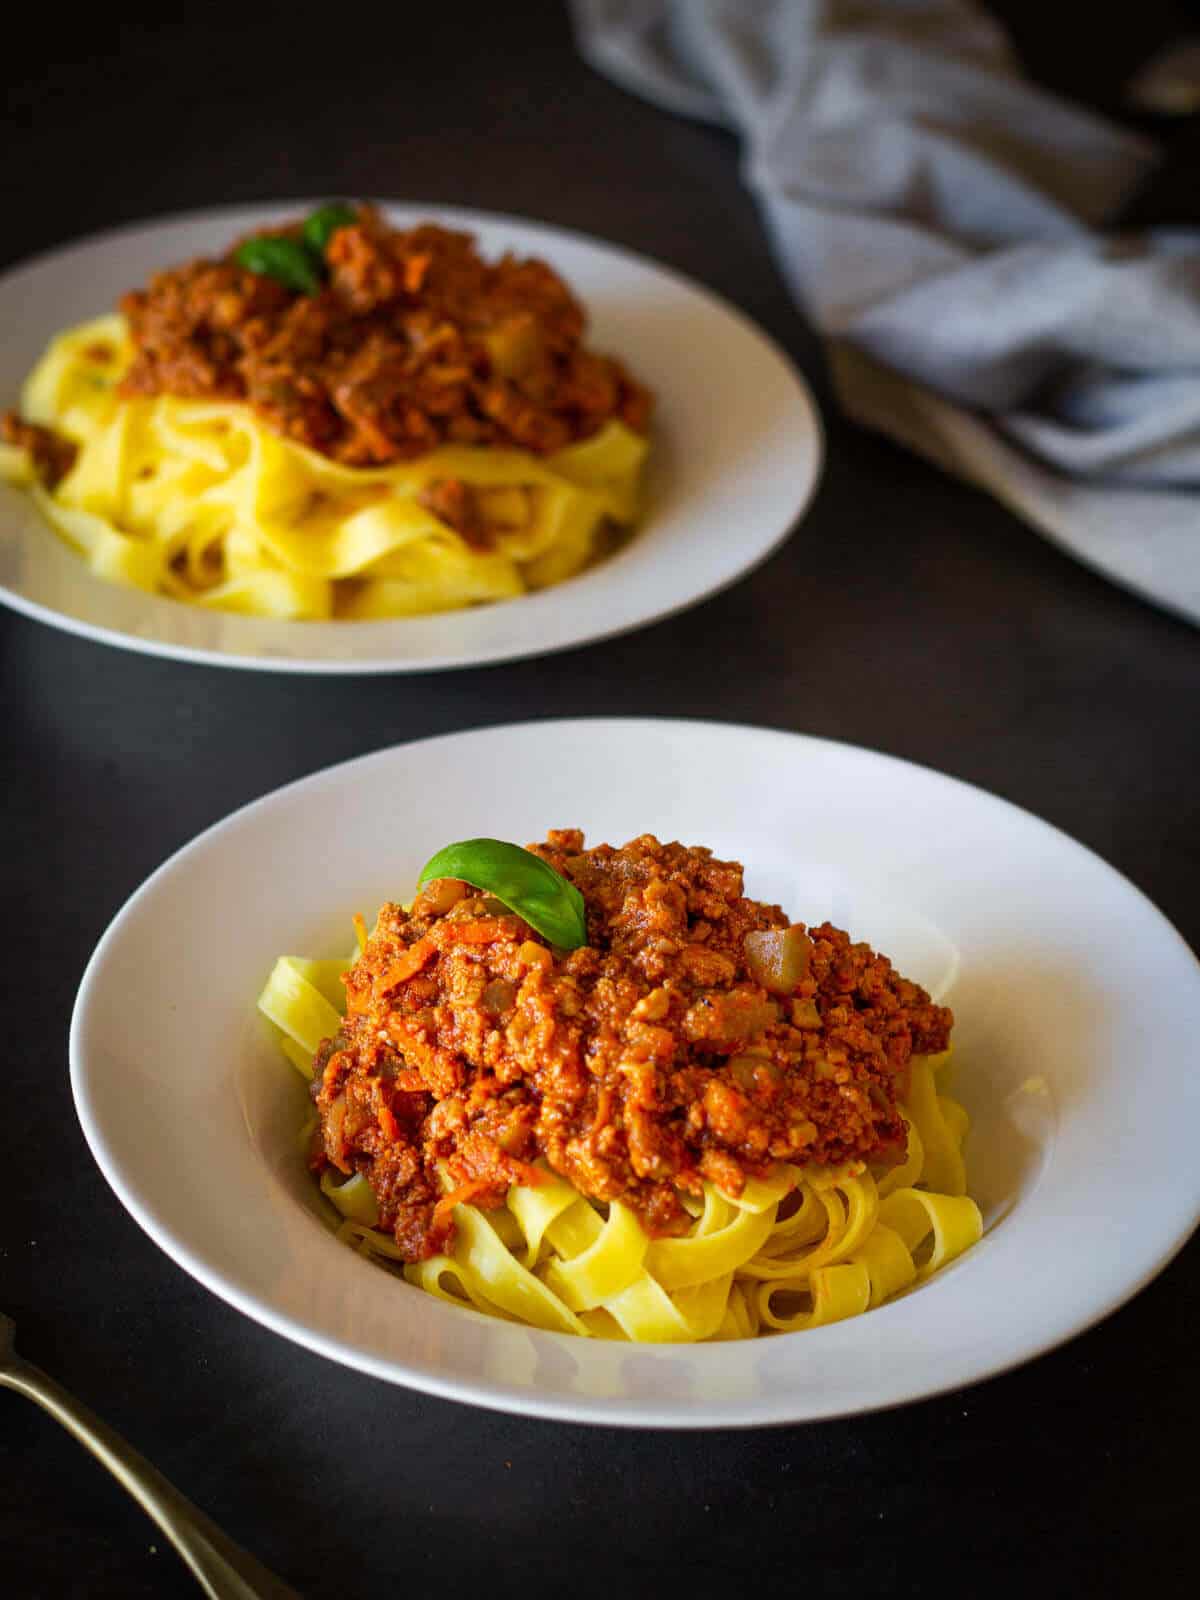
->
[[0, 203, 822, 673]]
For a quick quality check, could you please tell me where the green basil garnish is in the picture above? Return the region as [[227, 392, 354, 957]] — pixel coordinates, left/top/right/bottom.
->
[[302, 203, 357, 256], [234, 235, 323, 295], [234, 203, 359, 296], [416, 838, 588, 950]]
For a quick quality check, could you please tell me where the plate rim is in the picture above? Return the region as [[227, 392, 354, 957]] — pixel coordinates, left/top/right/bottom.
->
[[0, 200, 824, 675], [69, 716, 1200, 1426]]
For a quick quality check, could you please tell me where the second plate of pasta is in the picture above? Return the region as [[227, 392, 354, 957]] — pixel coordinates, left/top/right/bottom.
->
[[0, 203, 821, 672]]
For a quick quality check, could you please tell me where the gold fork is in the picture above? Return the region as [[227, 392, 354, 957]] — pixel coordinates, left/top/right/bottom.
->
[[1, 1311, 300, 1599]]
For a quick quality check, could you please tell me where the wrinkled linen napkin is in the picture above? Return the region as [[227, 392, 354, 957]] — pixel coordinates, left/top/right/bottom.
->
[[571, 0, 1200, 626]]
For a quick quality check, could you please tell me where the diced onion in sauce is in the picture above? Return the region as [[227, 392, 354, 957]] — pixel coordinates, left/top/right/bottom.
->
[[482, 978, 517, 1016], [415, 877, 469, 917], [325, 1094, 347, 1163], [726, 1054, 782, 1090], [744, 926, 813, 995], [791, 998, 822, 1030]]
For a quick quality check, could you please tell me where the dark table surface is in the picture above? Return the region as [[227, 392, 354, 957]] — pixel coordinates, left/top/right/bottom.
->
[[4, 6, 1199, 1597]]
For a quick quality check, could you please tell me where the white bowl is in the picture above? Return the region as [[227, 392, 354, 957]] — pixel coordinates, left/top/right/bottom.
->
[[70, 719, 1200, 1426], [0, 204, 821, 672]]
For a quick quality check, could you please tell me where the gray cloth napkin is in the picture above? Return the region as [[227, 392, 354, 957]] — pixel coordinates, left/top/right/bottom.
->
[[571, 0, 1200, 626]]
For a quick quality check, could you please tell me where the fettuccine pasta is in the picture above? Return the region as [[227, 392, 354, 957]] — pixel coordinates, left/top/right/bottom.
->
[[1, 314, 647, 619], [258, 946, 982, 1344]]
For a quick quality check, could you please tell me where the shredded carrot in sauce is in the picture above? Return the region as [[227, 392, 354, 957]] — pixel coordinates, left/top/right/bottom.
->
[[432, 1179, 495, 1229], [378, 938, 437, 988], [432, 916, 515, 946]]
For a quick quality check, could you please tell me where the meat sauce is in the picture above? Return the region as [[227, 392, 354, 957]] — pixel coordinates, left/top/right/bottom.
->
[[117, 206, 652, 467], [0, 411, 76, 488], [313, 832, 952, 1260]]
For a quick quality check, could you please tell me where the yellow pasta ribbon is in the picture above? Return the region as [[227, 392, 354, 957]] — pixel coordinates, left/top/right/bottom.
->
[[877, 1188, 983, 1281], [875, 1110, 924, 1198], [507, 1169, 582, 1268], [737, 1173, 879, 1282], [434, 1205, 587, 1337], [257, 956, 343, 1057], [279, 1035, 317, 1080], [714, 1282, 761, 1341], [403, 1254, 515, 1319], [4, 314, 648, 620], [757, 1262, 873, 1332], [905, 1053, 967, 1195], [541, 1201, 648, 1310], [645, 1188, 778, 1290], [603, 1271, 733, 1343], [847, 1222, 918, 1307], [321, 1171, 379, 1226]]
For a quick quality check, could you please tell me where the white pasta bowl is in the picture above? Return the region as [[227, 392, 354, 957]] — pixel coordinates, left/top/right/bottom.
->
[[0, 203, 821, 672], [70, 719, 1200, 1426]]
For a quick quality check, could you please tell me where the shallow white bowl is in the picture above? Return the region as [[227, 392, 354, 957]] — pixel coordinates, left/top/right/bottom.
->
[[70, 719, 1200, 1426], [0, 204, 821, 672]]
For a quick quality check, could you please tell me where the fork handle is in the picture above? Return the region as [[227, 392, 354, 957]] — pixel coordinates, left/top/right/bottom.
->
[[2, 1357, 299, 1599]]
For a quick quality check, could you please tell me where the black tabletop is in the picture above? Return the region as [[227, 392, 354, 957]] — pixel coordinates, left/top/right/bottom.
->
[[5, 7, 1199, 1597]]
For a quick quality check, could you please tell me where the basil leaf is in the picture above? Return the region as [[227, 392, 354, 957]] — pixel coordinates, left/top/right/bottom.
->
[[416, 838, 588, 950], [234, 236, 323, 295], [303, 203, 357, 256]]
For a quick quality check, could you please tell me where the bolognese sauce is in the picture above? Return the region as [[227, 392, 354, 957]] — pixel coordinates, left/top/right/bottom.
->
[[0, 411, 76, 488], [116, 206, 652, 471], [312, 832, 952, 1261]]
